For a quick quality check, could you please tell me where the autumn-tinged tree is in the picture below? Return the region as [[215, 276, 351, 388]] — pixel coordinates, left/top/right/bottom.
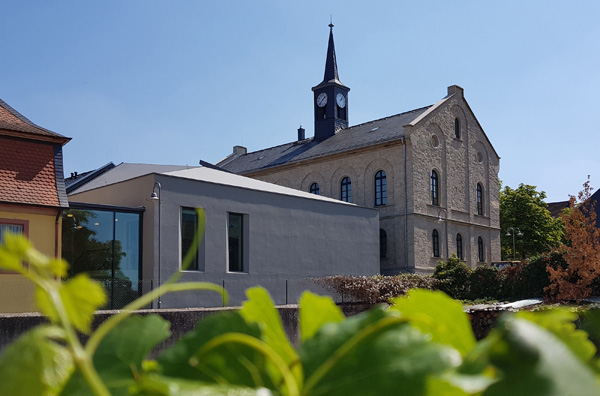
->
[[546, 178, 600, 301], [500, 184, 563, 260]]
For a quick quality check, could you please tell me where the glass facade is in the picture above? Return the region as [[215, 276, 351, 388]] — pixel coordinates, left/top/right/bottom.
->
[[62, 205, 142, 309]]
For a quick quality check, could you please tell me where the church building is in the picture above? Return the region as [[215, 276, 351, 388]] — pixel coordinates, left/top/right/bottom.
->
[[218, 24, 501, 274]]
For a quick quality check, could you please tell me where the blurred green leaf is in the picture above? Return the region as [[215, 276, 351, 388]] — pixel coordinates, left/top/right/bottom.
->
[[131, 374, 275, 396], [0, 247, 23, 271], [240, 286, 302, 386], [300, 306, 460, 396], [61, 315, 170, 396], [483, 316, 600, 396], [0, 325, 72, 396], [391, 289, 476, 356], [299, 291, 344, 342], [37, 274, 106, 334], [516, 309, 596, 364], [2, 232, 31, 256], [157, 311, 276, 391]]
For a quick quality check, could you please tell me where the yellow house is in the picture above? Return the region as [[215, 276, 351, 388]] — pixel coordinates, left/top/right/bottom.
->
[[0, 98, 70, 312]]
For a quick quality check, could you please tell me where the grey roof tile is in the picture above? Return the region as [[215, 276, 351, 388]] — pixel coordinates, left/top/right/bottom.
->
[[219, 106, 431, 174]]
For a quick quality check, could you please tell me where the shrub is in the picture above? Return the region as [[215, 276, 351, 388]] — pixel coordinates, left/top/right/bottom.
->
[[433, 255, 471, 299], [468, 265, 501, 300], [313, 274, 438, 304]]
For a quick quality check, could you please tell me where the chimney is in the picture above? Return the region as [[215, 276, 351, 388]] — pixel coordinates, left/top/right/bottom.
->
[[233, 145, 247, 155], [447, 85, 464, 97], [297, 125, 306, 141]]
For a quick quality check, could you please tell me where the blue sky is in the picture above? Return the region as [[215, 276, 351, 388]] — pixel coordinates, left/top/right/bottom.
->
[[1, 1, 599, 202]]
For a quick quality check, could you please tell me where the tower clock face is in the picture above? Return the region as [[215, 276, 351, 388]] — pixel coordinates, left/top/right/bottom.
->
[[317, 93, 328, 107], [336, 93, 346, 108]]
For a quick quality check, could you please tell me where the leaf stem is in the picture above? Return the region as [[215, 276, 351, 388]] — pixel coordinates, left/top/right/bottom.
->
[[196, 332, 300, 396], [302, 315, 407, 396]]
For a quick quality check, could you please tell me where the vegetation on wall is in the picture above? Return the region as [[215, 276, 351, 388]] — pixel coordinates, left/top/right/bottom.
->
[[2, 232, 600, 395]]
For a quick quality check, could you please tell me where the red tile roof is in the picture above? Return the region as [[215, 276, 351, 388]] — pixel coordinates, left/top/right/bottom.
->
[[0, 98, 69, 144], [0, 136, 60, 207]]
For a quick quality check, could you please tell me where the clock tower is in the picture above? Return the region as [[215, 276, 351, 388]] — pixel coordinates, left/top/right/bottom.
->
[[312, 23, 350, 141]]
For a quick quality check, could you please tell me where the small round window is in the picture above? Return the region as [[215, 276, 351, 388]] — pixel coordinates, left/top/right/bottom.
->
[[431, 135, 439, 148]]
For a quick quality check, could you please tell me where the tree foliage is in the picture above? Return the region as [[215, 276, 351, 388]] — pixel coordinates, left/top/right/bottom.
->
[[546, 178, 600, 301], [500, 183, 563, 260]]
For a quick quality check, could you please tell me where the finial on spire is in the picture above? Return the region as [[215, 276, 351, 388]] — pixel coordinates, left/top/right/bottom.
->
[[329, 15, 333, 29]]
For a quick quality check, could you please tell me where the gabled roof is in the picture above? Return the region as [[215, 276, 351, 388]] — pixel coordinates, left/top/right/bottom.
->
[[65, 162, 116, 193], [0, 98, 70, 145], [218, 106, 431, 174]]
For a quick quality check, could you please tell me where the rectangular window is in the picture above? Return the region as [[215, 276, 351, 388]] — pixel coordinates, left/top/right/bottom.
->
[[0, 221, 26, 245], [181, 208, 200, 271], [228, 213, 245, 272]]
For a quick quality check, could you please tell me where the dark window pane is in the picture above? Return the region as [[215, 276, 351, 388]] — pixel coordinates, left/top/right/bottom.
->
[[375, 170, 387, 206], [379, 229, 387, 258], [455, 118, 461, 139], [432, 229, 440, 258], [341, 177, 352, 202], [431, 170, 439, 206], [310, 183, 320, 195], [456, 234, 463, 260], [228, 213, 244, 272], [478, 237, 484, 262], [477, 183, 483, 215], [181, 208, 199, 271]]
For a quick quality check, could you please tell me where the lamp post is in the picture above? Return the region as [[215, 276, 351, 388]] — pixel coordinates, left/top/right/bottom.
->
[[148, 182, 162, 308], [437, 209, 449, 259], [505, 227, 522, 261]]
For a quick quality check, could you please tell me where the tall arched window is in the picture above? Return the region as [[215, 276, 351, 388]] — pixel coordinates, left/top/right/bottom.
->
[[379, 229, 387, 258], [478, 237, 484, 262], [431, 170, 439, 206], [375, 170, 387, 206], [454, 118, 461, 139], [309, 182, 320, 195], [340, 177, 352, 202], [432, 229, 440, 258], [476, 183, 483, 215], [456, 234, 463, 260]]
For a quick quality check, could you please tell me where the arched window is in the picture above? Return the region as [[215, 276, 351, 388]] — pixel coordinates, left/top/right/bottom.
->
[[431, 170, 439, 206], [340, 177, 352, 202], [456, 234, 463, 260], [476, 183, 483, 215], [379, 229, 387, 258], [478, 237, 484, 262], [374, 170, 387, 206], [454, 118, 461, 139], [432, 229, 440, 258], [309, 182, 320, 195]]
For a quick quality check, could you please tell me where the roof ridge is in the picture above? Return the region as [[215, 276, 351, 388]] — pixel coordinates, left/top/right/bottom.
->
[[0, 98, 65, 137], [242, 138, 314, 157], [347, 105, 433, 130]]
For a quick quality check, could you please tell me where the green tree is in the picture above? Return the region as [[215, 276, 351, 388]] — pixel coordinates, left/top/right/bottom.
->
[[500, 183, 563, 260]]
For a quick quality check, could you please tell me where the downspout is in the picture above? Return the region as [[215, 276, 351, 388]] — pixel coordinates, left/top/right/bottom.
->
[[402, 137, 409, 272], [55, 210, 62, 258]]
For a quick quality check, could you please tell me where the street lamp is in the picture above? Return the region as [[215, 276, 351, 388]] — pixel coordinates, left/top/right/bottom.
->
[[505, 227, 522, 261], [148, 182, 162, 308], [437, 209, 449, 259]]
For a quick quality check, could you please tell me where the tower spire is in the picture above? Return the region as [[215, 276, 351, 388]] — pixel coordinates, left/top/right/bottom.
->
[[322, 21, 341, 85]]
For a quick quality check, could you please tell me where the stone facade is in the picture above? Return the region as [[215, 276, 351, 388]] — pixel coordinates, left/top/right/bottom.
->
[[219, 85, 500, 274]]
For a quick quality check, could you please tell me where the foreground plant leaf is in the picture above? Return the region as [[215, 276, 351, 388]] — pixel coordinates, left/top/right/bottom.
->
[[241, 287, 302, 388], [157, 311, 277, 391], [299, 291, 344, 342], [61, 315, 170, 396], [299, 306, 460, 396], [0, 325, 72, 396], [391, 289, 476, 357], [131, 374, 275, 396], [36, 273, 107, 334], [516, 308, 596, 365], [483, 316, 600, 396]]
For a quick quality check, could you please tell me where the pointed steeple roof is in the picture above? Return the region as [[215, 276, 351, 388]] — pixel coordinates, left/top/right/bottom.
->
[[314, 23, 348, 89]]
